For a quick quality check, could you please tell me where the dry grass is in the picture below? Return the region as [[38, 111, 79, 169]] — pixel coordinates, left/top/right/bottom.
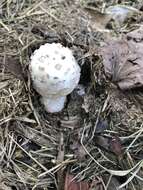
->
[[0, 0, 143, 189]]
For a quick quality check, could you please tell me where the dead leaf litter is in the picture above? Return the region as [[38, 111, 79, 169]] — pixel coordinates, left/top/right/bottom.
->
[[0, 0, 143, 190]]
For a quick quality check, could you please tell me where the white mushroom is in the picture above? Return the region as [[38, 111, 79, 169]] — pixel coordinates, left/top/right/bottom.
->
[[30, 43, 81, 113]]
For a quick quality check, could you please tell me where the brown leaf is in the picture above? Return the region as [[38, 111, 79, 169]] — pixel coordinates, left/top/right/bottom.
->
[[101, 36, 143, 90], [64, 174, 89, 190]]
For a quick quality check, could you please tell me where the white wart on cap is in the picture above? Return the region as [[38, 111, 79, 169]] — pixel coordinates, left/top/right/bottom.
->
[[30, 43, 81, 113]]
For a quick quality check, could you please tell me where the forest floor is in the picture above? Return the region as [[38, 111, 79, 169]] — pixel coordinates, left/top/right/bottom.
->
[[0, 0, 143, 190]]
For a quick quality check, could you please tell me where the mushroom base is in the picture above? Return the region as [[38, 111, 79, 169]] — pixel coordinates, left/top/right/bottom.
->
[[41, 96, 66, 113]]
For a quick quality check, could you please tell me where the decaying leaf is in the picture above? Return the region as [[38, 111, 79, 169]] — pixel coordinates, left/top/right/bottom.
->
[[64, 174, 89, 190], [101, 35, 143, 90]]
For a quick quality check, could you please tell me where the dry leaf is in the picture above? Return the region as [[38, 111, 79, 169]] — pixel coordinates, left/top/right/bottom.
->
[[101, 37, 143, 90], [64, 174, 89, 190]]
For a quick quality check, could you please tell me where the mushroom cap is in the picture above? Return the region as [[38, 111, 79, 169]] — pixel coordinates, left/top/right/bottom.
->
[[30, 43, 81, 98]]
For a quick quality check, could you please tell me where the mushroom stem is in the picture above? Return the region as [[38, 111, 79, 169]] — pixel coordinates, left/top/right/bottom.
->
[[41, 96, 66, 113]]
